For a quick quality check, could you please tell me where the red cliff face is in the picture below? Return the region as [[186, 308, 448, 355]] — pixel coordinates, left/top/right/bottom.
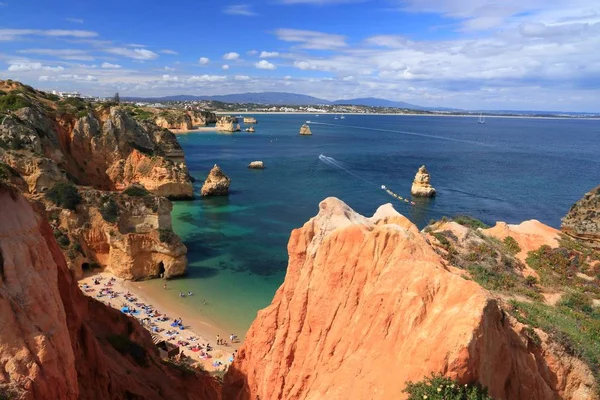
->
[[223, 198, 595, 400], [0, 187, 220, 399]]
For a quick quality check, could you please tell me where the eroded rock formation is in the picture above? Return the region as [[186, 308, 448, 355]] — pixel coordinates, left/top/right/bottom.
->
[[248, 161, 264, 169], [201, 164, 231, 196], [216, 116, 238, 132], [562, 185, 600, 248], [224, 198, 596, 400], [299, 124, 312, 135], [0, 186, 220, 400], [411, 165, 436, 197]]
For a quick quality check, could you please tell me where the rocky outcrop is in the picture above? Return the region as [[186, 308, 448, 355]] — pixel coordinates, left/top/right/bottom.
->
[[51, 187, 188, 280], [155, 114, 193, 131], [223, 198, 596, 400], [201, 164, 230, 196], [243, 117, 257, 124], [299, 124, 312, 135], [562, 185, 600, 248], [248, 161, 264, 169], [216, 116, 237, 132], [483, 220, 560, 263], [189, 110, 217, 126], [411, 165, 436, 197], [0, 186, 220, 399]]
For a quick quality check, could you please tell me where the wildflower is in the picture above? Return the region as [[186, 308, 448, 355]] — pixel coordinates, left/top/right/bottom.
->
[[423, 396, 428, 399], [437, 387, 442, 392]]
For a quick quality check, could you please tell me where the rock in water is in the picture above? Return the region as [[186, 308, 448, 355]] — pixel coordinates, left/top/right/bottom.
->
[[248, 161, 264, 169], [562, 185, 600, 248], [299, 124, 312, 135], [410, 165, 436, 197], [201, 164, 230, 196]]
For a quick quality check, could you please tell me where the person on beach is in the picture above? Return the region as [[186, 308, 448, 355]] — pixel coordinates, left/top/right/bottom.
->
[[163, 283, 167, 290], [216, 335, 221, 345]]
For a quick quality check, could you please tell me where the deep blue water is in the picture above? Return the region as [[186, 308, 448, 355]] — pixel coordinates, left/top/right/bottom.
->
[[163, 114, 600, 335]]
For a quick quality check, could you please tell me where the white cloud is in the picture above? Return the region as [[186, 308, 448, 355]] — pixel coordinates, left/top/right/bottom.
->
[[58, 74, 97, 81], [105, 47, 158, 60], [162, 74, 179, 81], [164, 66, 175, 71], [284, 75, 292, 80], [188, 75, 227, 82], [199, 57, 210, 65], [161, 49, 178, 55], [275, 28, 347, 49], [255, 60, 276, 70], [38, 75, 49, 81], [293, 60, 312, 70], [234, 75, 251, 80], [0, 29, 97, 41], [18, 48, 94, 61], [247, 49, 258, 55], [278, 0, 367, 3], [7, 62, 64, 72], [260, 51, 280, 58], [101, 62, 122, 69], [223, 52, 240, 60], [342, 75, 355, 81], [222, 64, 230, 70], [66, 18, 84, 24], [223, 4, 257, 16]]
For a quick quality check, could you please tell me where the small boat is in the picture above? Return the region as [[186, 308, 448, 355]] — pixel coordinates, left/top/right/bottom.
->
[[340, 114, 346, 119], [306, 120, 311, 123], [478, 113, 485, 124]]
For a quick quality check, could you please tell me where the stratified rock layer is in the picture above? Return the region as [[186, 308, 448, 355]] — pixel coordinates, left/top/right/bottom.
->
[[0, 187, 220, 399], [201, 164, 231, 196], [411, 165, 436, 197], [223, 197, 596, 400], [562, 185, 600, 248]]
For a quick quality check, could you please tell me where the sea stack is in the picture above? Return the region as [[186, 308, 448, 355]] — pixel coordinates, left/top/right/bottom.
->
[[562, 184, 600, 248], [410, 165, 436, 197], [248, 161, 265, 169], [216, 116, 237, 132], [200, 164, 231, 196], [299, 124, 312, 135]]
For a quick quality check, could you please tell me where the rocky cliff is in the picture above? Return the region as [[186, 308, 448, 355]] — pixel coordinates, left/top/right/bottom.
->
[[562, 185, 600, 249], [0, 81, 192, 280], [201, 164, 231, 196], [299, 124, 312, 135], [224, 198, 597, 400], [216, 116, 238, 132], [0, 185, 220, 400]]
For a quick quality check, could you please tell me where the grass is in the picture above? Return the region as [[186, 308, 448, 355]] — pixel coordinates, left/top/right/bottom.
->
[[45, 182, 81, 210], [452, 215, 490, 229], [526, 245, 593, 289], [503, 236, 521, 255], [510, 300, 600, 385], [0, 93, 32, 112]]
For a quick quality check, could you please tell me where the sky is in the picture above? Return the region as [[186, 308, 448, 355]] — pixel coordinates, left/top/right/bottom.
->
[[0, 0, 599, 111]]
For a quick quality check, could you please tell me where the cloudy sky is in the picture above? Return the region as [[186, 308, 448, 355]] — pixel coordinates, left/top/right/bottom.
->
[[1, 0, 599, 111]]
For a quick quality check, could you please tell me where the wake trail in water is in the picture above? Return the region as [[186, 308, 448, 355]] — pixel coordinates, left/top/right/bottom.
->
[[310, 121, 495, 148], [318, 154, 374, 185]]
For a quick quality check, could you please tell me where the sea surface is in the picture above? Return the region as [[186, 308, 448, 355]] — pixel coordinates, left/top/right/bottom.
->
[[146, 114, 600, 337]]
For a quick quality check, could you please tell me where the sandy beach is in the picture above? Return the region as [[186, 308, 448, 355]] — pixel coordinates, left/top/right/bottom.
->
[[79, 272, 239, 372], [171, 126, 218, 134]]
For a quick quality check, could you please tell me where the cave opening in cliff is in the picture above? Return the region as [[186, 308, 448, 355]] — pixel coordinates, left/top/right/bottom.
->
[[158, 262, 165, 277]]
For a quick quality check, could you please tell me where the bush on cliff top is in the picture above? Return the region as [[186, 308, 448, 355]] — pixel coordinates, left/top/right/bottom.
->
[[452, 215, 490, 229], [403, 374, 493, 400], [45, 182, 81, 210], [0, 93, 32, 112]]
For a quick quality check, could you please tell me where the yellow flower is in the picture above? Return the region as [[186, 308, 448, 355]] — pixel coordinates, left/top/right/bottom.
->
[[423, 396, 428, 399], [437, 388, 442, 392]]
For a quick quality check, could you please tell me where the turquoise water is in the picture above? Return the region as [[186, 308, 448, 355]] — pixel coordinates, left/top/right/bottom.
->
[[159, 114, 600, 336]]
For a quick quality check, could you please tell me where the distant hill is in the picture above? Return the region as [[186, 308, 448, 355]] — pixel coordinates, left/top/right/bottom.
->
[[332, 97, 425, 110], [125, 92, 330, 106]]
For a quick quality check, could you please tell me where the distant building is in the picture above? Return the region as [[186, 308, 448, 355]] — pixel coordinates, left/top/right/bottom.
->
[[52, 90, 81, 99]]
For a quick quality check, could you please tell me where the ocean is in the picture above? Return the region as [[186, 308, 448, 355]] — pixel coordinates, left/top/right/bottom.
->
[[145, 114, 600, 337]]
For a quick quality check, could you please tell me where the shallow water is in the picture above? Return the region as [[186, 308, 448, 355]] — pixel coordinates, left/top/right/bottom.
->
[[154, 114, 600, 336]]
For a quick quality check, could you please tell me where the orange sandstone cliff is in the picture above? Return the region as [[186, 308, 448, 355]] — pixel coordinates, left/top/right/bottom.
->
[[0, 186, 220, 399], [223, 198, 596, 400]]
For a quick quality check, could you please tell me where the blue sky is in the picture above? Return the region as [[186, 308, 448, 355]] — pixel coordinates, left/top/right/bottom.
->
[[1, 0, 599, 111]]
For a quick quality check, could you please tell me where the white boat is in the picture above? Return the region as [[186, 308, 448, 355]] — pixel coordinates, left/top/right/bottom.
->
[[306, 120, 311, 123], [478, 113, 485, 124], [340, 114, 346, 119]]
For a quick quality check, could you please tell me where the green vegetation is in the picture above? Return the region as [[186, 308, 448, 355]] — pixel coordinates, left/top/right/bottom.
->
[[452, 215, 490, 229], [0, 92, 32, 112], [158, 228, 178, 244], [45, 182, 81, 210], [503, 236, 521, 255], [130, 107, 154, 121], [123, 185, 150, 197], [510, 300, 600, 384], [53, 229, 70, 248], [466, 264, 542, 301], [107, 334, 148, 367], [100, 198, 119, 223], [403, 374, 493, 400], [0, 163, 20, 182]]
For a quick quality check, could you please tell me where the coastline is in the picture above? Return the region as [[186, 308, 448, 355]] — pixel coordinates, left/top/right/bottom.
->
[[171, 126, 217, 134], [79, 272, 239, 372]]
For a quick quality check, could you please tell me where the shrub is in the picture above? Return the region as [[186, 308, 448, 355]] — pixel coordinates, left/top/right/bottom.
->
[[525, 275, 538, 287], [452, 215, 489, 229], [524, 326, 541, 346], [9, 136, 24, 150], [107, 334, 148, 367], [403, 374, 493, 400], [53, 229, 70, 248], [158, 228, 178, 244], [123, 185, 150, 197], [45, 182, 81, 210], [503, 236, 521, 255], [559, 292, 593, 314], [0, 93, 31, 112], [100, 198, 119, 223]]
